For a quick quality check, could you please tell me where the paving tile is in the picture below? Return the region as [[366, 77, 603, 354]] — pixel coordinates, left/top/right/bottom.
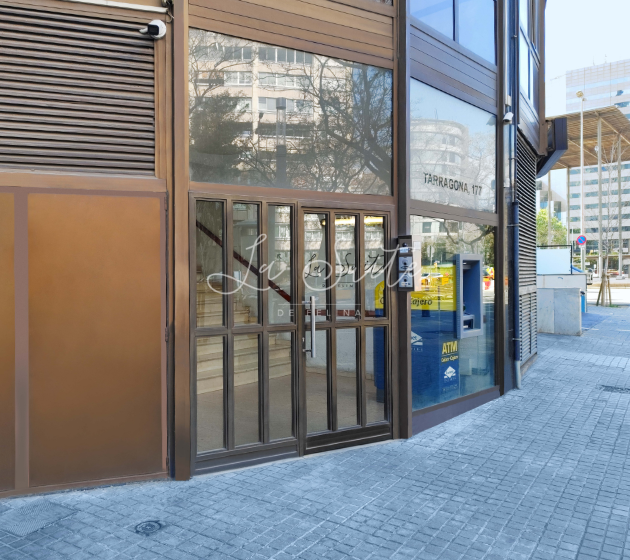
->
[[3, 307, 630, 560]]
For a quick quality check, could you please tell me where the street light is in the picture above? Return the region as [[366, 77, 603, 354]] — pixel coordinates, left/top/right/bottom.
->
[[577, 90, 586, 270]]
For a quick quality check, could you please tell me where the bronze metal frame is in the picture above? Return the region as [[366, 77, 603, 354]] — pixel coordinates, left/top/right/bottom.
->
[[189, 189, 395, 472]]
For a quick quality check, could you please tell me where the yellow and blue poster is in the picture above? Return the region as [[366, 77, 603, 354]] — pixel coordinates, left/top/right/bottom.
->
[[439, 340, 459, 392]]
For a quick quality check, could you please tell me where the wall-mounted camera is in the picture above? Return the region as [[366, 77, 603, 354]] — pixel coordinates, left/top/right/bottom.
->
[[139, 20, 167, 40]]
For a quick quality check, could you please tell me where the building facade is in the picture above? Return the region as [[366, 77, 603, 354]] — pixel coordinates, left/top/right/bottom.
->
[[0, 0, 552, 496], [542, 60, 630, 275], [566, 59, 630, 119]]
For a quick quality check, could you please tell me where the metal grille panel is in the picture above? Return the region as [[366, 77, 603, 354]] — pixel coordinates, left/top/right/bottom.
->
[[517, 134, 538, 363], [0, 5, 156, 175]]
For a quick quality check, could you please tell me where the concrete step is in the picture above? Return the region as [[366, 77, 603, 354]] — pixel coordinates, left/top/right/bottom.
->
[[197, 358, 292, 393], [198, 334, 290, 354], [198, 341, 291, 371]]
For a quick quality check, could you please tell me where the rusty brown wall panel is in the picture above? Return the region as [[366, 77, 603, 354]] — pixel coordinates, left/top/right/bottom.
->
[[28, 193, 163, 487], [0, 193, 15, 491]]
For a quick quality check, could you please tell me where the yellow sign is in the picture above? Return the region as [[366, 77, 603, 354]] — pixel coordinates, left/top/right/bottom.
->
[[374, 263, 457, 312], [412, 264, 456, 311], [442, 341, 458, 354]]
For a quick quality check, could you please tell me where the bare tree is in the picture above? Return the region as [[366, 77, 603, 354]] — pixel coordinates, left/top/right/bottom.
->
[[188, 30, 393, 194], [593, 138, 630, 305]]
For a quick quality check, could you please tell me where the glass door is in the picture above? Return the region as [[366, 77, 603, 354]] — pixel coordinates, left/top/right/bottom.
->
[[299, 209, 392, 453], [193, 197, 298, 471], [192, 197, 393, 470]]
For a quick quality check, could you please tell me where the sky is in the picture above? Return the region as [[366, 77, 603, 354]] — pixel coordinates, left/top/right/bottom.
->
[[545, 0, 630, 116]]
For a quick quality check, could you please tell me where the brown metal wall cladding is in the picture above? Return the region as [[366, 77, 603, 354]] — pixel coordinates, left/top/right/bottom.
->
[[188, 0, 394, 68], [28, 194, 163, 487], [0, 4, 156, 175], [0, 193, 15, 491]]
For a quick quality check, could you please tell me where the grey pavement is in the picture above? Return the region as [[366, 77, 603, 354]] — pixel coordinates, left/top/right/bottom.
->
[[2, 308, 630, 560]]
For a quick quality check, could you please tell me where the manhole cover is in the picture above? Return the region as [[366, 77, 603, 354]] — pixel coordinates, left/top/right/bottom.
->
[[0, 501, 75, 537], [599, 385, 630, 394], [134, 520, 164, 535]]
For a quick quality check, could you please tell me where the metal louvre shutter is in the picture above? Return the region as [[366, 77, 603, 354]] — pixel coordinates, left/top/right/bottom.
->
[[516, 133, 538, 363], [0, 5, 155, 175]]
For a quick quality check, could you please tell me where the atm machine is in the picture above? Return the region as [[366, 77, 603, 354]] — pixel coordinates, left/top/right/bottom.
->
[[410, 251, 484, 408], [455, 254, 484, 339]]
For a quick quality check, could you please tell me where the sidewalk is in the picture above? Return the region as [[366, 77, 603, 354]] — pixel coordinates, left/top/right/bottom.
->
[[1, 308, 630, 560]]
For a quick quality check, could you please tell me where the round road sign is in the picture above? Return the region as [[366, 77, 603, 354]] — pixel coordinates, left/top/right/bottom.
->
[[576, 235, 587, 246]]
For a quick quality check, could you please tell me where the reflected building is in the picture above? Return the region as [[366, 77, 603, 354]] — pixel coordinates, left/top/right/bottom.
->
[[189, 31, 392, 195]]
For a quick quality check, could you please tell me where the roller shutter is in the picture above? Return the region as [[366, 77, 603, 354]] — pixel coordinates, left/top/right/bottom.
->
[[0, 4, 156, 175], [516, 133, 538, 363]]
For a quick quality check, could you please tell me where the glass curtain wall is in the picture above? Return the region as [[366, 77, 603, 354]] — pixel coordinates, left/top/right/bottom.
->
[[410, 80, 497, 213], [410, 0, 495, 63], [409, 217, 496, 410], [189, 29, 393, 195]]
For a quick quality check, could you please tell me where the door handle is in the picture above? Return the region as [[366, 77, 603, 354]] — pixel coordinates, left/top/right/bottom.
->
[[302, 296, 316, 358]]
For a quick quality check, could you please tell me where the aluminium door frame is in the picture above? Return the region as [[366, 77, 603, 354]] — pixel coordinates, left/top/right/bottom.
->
[[297, 205, 394, 456], [189, 192, 300, 474], [188, 189, 397, 474]]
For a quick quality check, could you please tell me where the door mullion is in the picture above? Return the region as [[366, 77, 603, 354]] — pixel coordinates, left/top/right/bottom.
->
[[262, 332, 270, 444], [359, 327, 367, 427], [226, 334, 234, 450], [358, 213, 365, 321], [328, 213, 337, 432], [297, 206, 307, 454], [261, 203, 268, 328], [329, 328, 337, 432], [226, 202, 235, 450], [330, 212, 336, 325], [261, 203, 270, 444]]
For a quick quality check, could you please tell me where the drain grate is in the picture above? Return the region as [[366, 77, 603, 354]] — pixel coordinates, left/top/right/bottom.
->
[[599, 385, 630, 394], [134, 520, 164, 536], [0, 501, 75, 537]]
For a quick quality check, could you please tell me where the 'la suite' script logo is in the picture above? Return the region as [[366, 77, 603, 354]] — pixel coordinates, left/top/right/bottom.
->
[[424, 173, 484, 196]]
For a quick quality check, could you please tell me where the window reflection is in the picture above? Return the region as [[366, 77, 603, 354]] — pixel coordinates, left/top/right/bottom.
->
[[410, 80, 496, 213], [196, 337, 225, 452], [409, 216, 495, 411], [364, 216, 386, 317], [410, 0, 453, 38], [410, 0, 495, 63], [189, 30, 393, 195], [458, 0, 495, 64]]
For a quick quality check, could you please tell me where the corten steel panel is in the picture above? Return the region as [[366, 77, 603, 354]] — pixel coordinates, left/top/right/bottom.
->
[[28, 194, 163, 487], [0, 193, 15, 491]]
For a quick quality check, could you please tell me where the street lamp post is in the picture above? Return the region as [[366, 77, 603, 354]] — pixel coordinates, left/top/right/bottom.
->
[[577, 91, 586, 271]]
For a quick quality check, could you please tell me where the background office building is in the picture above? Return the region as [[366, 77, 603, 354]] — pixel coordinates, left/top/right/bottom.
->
[[0, 0, 557, 497], [540, 59, 630, 275]]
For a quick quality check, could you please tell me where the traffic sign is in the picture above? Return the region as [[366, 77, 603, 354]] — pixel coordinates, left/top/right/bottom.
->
[[576, 235, 587, 246]]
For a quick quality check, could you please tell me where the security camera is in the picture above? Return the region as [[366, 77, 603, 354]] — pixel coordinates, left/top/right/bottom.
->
[[503, 111, 514, 124], [139, 20, 167, 39]]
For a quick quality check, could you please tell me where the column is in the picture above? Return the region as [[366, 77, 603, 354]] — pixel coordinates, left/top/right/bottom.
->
[[598, 118, 603, 276]]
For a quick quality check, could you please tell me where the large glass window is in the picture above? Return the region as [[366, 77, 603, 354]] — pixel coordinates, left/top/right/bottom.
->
[[458, 0, 495, 64], [410, 80, 497, 213], [410, 0, 495, 64], [189, 30, 393, 195], [410, 216, 495, 411], [519, 0, 540, 110]]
